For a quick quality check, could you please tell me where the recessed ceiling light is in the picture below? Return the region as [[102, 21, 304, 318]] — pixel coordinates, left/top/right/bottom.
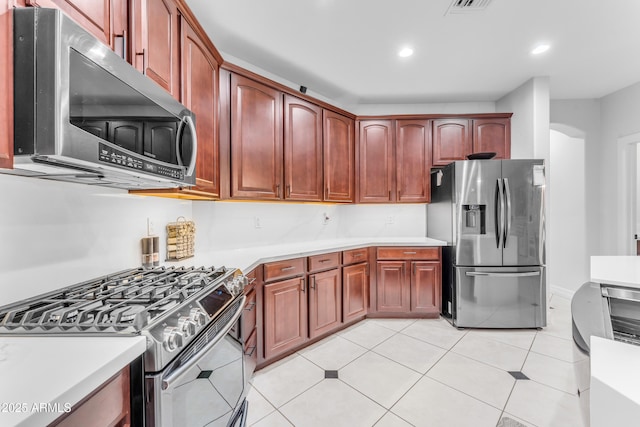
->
[[531, 44, 550, 55], [398, 47, 414, 58]]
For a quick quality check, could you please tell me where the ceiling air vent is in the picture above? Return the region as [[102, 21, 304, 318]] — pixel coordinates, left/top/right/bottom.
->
[[446, 0, 492, 14]]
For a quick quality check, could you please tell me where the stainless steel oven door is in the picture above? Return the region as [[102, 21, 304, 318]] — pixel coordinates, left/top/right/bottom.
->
[[145, 296, 247, 427]]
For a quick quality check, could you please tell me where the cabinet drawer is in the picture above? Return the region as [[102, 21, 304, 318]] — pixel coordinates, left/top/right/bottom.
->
[[342, 248, 368, 265], [377, 247, 440, 260], [308, 252, 340, 273], [263, 257, 305, 282], [52, 366, 130, 427], [242, 288, 257, 343]]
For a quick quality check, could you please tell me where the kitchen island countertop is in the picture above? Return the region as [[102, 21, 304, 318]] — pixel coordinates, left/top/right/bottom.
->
[[591, 256, 640, 289], [0, 335, 146, 427]]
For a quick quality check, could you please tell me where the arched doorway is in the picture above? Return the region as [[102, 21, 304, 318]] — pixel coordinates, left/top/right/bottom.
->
[[549, 126, 588, 295]]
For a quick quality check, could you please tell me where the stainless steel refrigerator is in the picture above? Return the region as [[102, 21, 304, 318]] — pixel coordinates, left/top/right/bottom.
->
[[428, 159, 546, 328]]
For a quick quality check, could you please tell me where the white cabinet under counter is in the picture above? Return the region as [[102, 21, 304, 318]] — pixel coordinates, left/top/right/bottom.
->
[[0, 336, 145, 427]]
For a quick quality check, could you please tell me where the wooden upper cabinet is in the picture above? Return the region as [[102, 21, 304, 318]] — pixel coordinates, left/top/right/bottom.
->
[[323, 110, 354, 202], [181, 19, 219, 196], [284, 95, 323, 201], [131, 0, 180, 99], [396, 119, 431, 203], [230, 74, 283, 199], [432, 119, 472, 167], [28, 0, 111, 47], [0, 2, 12, 169], [357, 120, 394, 203], [472, 118, 511, 159]]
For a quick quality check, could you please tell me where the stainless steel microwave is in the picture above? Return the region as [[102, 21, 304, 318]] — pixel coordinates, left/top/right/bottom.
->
[[7, 8, 197, 189]]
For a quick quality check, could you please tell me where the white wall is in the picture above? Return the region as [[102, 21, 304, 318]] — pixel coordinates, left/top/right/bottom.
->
[[191, 202, 427, 252], [599, 82, 640, 255], [550, 99, 601, 266], [496, 77, 552, 292], [0, 174, 192, 306], [350, 102, 496, 116], [192, 201, 341, 251], [496, 77, 550, 160], [549, 130, 589, 293]]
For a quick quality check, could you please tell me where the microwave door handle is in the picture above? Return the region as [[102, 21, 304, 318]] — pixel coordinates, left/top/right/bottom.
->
[[175, 116, 198, 178], [176, 118, 186, 167]]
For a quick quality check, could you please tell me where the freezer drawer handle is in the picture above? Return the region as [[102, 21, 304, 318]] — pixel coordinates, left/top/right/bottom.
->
[[466, 271, 540, 278]]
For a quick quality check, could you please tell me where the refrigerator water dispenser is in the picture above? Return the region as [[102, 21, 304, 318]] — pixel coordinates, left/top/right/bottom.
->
[[463, 205, 485, 234]]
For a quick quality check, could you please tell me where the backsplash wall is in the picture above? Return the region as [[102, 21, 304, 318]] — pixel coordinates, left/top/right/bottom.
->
[[0, 174, 191, 306], [1, 173, 428, 306], [192, 201, 427, 251]]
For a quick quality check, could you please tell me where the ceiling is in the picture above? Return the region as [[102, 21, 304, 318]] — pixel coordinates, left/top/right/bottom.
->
[[185, 0, 640, 107]]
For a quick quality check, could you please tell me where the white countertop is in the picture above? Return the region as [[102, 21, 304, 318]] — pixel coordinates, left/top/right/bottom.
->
[[0, 336, 146, 427], [175, 237, 447, 273], [0, 237, 445, 426], [590, 336, 640, 425], [591, 256, 640, 289]]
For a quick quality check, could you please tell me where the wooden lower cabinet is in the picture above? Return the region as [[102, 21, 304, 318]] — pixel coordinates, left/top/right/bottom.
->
[[410, 261, 441, 315], [263, 275, 307, 360], [308, 268, 342, 339], [51, 366, 130, 427], [375, 247, 441, 316], [343, 262, 368, 322], [376, 261, 410, 313]]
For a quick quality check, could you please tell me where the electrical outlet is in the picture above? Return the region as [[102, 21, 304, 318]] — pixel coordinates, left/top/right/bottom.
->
[[386, 216, 395, 225], [323, 212, 330, 225], [147, 218, 155, 235], [254, 216, 262, 229]]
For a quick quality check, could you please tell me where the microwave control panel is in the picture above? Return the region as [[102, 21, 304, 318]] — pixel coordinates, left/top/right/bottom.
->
[[98, 143, 185, 180]]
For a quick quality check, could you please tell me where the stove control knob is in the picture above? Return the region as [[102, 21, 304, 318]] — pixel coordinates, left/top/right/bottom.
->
[[177, 316, 197, 337], [189, 308, 208, 326], [163, 327, 184, 352]]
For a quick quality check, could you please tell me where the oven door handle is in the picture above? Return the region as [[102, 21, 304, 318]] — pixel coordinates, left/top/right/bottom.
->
[[161, 295, 246, 390]]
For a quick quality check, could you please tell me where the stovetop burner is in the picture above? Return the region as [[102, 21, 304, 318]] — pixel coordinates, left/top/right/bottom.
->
[[0, 266, 234, 334]]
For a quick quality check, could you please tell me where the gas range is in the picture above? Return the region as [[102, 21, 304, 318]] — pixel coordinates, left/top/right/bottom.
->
[[0, 266, 248, 371]]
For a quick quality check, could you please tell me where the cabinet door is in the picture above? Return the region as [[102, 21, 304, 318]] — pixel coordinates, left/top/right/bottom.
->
[[472, 118, 511, 160], [343, 262, 368, 323], [358, 120, 394, 203], [132, 0, 180, 99], [181, 19, 220, 195], [396, 119, 431, 203], [51, 366, 131, 427], [263, 276, 307, 359], [0, 2, 12, 169], [284, 95, 323, 201], [230, 74, 283, 199], [376, 261, 410, 312], [432, 119, 471, 167], [109, 121, 143, 154], [411, 261, 441, 314], [324, 110, 354, 202], [308, 268, 342, 339], [29, 0, 112, 47]]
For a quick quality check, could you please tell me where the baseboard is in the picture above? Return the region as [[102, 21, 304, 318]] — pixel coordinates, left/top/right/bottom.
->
[[549, 285, 575, 300]]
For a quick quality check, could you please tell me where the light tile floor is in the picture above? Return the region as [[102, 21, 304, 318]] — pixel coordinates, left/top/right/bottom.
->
[[247, 295, 589, 427]]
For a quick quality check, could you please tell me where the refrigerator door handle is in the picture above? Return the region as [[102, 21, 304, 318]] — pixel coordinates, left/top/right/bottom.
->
[[465, 271, 541, 277], [503, 178, 511, 248], [495, 178, 504, 248]]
